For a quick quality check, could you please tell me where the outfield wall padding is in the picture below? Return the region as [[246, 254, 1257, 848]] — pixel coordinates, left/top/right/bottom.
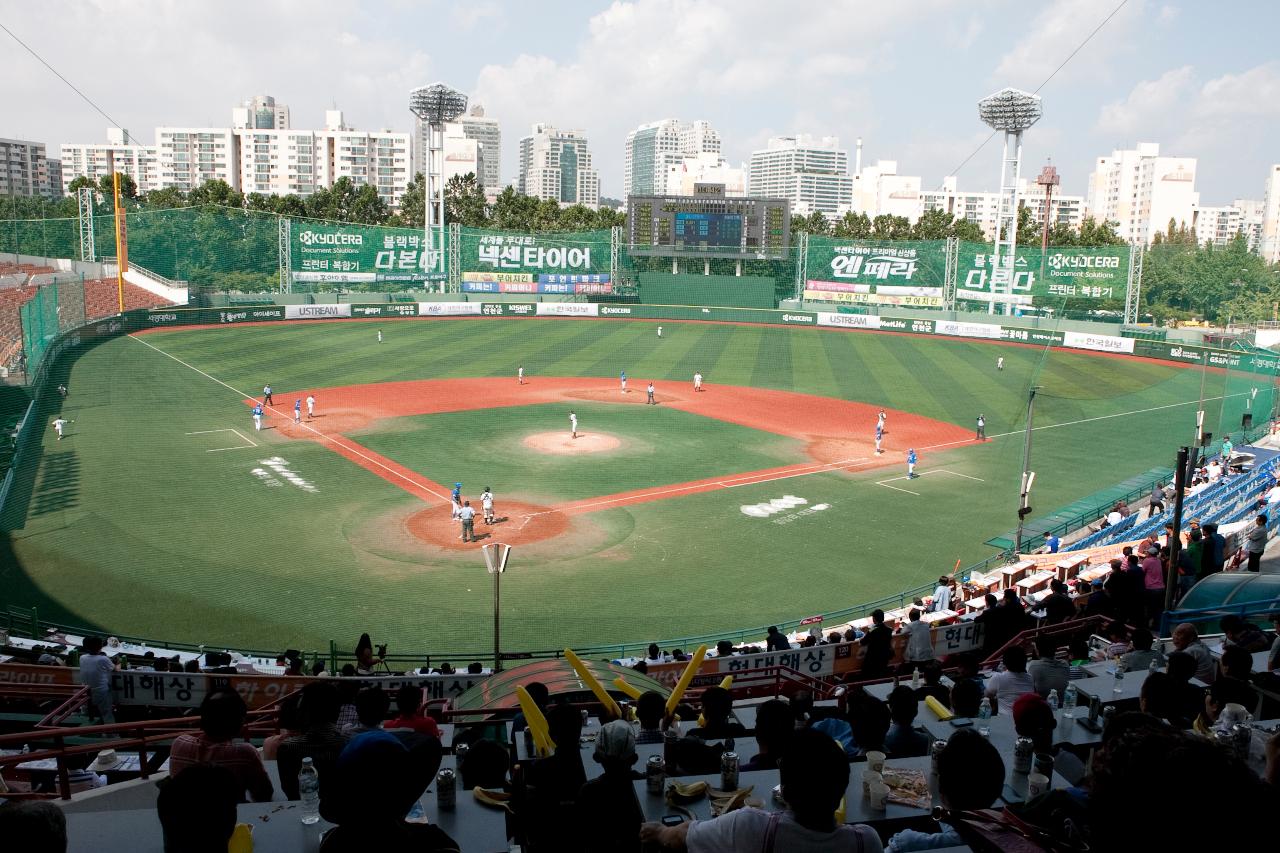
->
[[636, 273, 776, 309]]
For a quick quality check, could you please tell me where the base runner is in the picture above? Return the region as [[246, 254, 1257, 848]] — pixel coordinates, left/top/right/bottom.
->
[[252, 403, 264, 432], [907, 448, 918, 479], [874, 422, 883, 455]]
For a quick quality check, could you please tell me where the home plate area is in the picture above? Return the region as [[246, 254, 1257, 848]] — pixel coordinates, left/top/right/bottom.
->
[[740, 495, 833, 525], [875, 468, 985, 496]]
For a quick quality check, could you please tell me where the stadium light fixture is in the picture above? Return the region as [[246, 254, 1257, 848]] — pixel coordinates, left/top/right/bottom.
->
[[409, 83, 468, 288]]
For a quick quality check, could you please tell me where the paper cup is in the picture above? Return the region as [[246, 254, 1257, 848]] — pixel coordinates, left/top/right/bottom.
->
[[870, 781, 890, 810], [862, 770, 882, 798], [865, 750, 886, 773], [1028, 773, 1050, 798]]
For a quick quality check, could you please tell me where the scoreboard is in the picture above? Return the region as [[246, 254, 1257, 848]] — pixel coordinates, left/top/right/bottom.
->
[[627, 183, 790, 260]]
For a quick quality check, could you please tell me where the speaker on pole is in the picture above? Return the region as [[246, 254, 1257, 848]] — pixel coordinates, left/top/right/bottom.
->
[[1200, 431, 1213, 448], [1242, 413, 1253, 430]]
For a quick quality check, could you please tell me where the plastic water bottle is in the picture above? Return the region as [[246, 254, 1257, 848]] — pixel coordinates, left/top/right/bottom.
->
[[298, 757, 320, 824], [978, 697, 992, 720], [1047, 689, 1059, 714], [1149, 657, 1160, 674], [1112, 659, 1125, 695], [911, 667, 921, 690], [1062, 683, 1078, 718]]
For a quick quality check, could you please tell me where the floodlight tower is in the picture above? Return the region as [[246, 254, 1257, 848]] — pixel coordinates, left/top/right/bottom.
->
[[409, 83, 468, 286], [978, 88, 1042, 315]]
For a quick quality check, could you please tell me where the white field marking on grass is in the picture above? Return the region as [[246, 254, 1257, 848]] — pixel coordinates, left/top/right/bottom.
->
[[875, 468, 986, 496], [132, 335, 449, 502], [875, 481, 920, 496], [720, 457, 872, 488], [186, 427, 258, 451]]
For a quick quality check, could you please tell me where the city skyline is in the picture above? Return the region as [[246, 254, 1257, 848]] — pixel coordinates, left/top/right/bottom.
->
[[4, 0, 1279, 205]]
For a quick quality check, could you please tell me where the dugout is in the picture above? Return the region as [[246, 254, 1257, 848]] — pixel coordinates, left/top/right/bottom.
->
[[636, 273, 776, 309]]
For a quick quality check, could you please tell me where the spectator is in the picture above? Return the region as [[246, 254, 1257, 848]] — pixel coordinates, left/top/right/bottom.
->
[[689, 686, 746, 740], [884, 686, 930, 758], [715, 640, 736, 658], [1138, 672, 1187, 728], [791, 691, 814, 729], [1027, 636, 1070, 699], [1066, 636, 1092, 680], [1148, 482, 1166, 515], [1041, 580, 1076, 625], [575, 721, 645, 853], [183, 658, 201, 674], [949, 678, 983, 718], [467, 661, 484, 674], [848, 694, 891, 758], [522, 702, 588, 851], [1102, 623, 1131, 659], [646, 643, 666, 662], [1046, 532, 1061, 554], [1012, 693, 1086, 784], [1199, 522, 1226, 579], [898, 608, 935, 672], [263, 692, 303, 761], [913, 661, 950, 705], [635, 691, 666, 744], [1140, 545, 1167, 628], [1214, 646, 1259, 712], [156, 764, 239, 853], [318, 731, 455, 851], [31, 644, 64, 667], [1165, 651, 1207, 728], [354, 633, 383, 676], [858, 609, 893, 678], [169, 690, 274, 802], [843, 628, 859, 643], [336, 681, 361, 730], [1220, 614, 1270, 653], [985, 646, 1034, 715], [78, 636, 117, 724], [385, 685, 441, 738], [885, 729, 1004, 853], [640, 728, 883, 851], [1000, 589, 1032, 638], [513, 681, 550, 733], [459, 738, 509, 790], [1245, 513, 1268, 572], [929, 576, 953, 613], [0, 801, 66, 853], [742, 699, 795, 771], [281, 650, 304, 677], [278, 681, 349, 800], [1119, 629, 1165, 673], [765, 626, 791, 652], [1090, 728, 1273, 850], [974, 593, 1004, 656], [1176, 529, 1204, 599], [342, 686, 389, 737], [1171, 623, 1215, 683]]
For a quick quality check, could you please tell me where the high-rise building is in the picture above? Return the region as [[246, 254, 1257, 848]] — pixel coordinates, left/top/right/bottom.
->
[[442, 123, 484, 187], [921, 176, 1085, 239], [60, 129, 160, 194], [231, 95, 290, 130], [1261, 166, 1280, 264], [0, 138, 63, 198], [517, 124, 599, 208], [1195, 205, 1247, 248], [459, 104, 501, 197], [851, 159, 922, 221], [623, 119, 722, 197], [1085, 143, 1198, 245], [748, 135, 852, 215], [156, 128, 238, 192], [662, 151, 745, 197], [1233, 198, 1266, 254]]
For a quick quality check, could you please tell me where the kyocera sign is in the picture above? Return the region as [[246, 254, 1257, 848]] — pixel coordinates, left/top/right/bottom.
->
[[298, 230, 363, 247]]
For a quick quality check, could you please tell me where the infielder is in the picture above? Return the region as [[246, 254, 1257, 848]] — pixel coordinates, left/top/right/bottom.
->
[[907, 448, 918, 479], [976, 413, 986, 441], [874, 422, 884, 455], [294, 399, 302, 424], [252, 403, 264, 431], [518, 366, 525, 385], [51, 417, 69, 440], [306, 394, 315, 419], [263, 384, 274, 406], [620, 370, 628, 393], [657, 325, 663, 339], [646, 382, 656, 405], [997, 356, 1004, 371], [877, 409, 887, 431], [481, 487, 495, 524], [693, 372, 703, 392], [570, 410, 578, 438]]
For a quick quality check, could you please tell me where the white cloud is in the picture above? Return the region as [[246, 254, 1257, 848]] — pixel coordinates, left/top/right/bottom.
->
[[1095, 65, 1195, 137], [994, 0, 1145, 88]]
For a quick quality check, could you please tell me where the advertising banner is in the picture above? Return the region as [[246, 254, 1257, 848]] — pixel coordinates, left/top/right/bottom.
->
[[536, 302, 600, 317], [805, 238, 948, 291], [462, 280, 614, 295], [803, 289, 944, 308], [351, 303, 419, 318], [284, 304, 353, 320], [291, 221, 444, 283], [460, 228, 611, 277], [956, 244, 1128, 304], [936, 320, 1004, 340], [817, 312, 881, 330], [879, 316, 936, 334], [779, 312, 816, 324], [479, 302, 537, 317], [463, 272, 535, 284], [1062, 330, 1135, 354], [416, 302, 482, 316]]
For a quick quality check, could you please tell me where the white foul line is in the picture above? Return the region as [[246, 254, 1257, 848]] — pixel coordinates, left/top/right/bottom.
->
[[132, 335, 449, 502], [185, 427, 259, 451], [876, 481, 920, 496], [876, 468, 985, 496]]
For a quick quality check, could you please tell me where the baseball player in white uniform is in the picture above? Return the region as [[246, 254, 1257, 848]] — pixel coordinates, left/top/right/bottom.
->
[[997, 356, 1004, 371], [694, 372, 703, 392], [481, 487, 495, 524], [620, 371, 627, 394], [51, 417, 69, 440], [518, 366, 525, 385], [306, 394, 315, 419], [570, 411, 578, 438], [252, 403, 263, 432], [657, 325, 663, 339], [377, 330, 383, 343]]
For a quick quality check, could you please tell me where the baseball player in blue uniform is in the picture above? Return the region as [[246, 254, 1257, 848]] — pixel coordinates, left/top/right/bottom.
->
[[620, 370, 628, 394], [294, 399, 302, 424], [451, 482, 463, 524], [874, 422, 884, 455], [907, 448, 918, 479], [252, 403, 264, 431]]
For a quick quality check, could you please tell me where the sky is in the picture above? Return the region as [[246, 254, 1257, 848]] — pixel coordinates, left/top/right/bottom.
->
[[4, 0, 1279, 204]]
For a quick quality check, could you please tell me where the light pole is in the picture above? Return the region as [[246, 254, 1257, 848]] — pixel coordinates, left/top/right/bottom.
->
[[481, 543, 511, 671], [409, 83, 467, 290], [978, 88, 1042, 316]]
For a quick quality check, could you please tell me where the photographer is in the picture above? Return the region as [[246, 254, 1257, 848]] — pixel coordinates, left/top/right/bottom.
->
[[355, 633, 385, 676]]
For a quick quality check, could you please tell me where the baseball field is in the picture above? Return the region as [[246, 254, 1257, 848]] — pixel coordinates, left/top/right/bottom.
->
[[0, 316, 1262, 655]]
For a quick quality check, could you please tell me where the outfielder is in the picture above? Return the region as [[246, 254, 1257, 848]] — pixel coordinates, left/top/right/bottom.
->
[[252, 403, 264, 431], [306, 394, 315, 419], [570, 410, 578, 438], [377, 329, 383, 343], [907, 448, 918, 479], [620, 370, 627, 393], [294, 399, 301, 424], [693, 372, 703, 392], [51, 417, 69, 440], [997, 357, 1004, 371], [263, 384, 274, 406], [657, 325, 663, 339], [518, 366, 525, 385], [481, 486, 495, 524], [874, 421, 884, 455], [646, 382, 656, 405]]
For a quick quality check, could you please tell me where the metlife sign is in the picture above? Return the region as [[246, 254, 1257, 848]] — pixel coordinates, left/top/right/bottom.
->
[[291, 222, 445, 283]]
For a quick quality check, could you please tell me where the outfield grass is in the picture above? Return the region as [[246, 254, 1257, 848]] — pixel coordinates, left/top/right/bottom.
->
[[0, 317, 1266, 655]]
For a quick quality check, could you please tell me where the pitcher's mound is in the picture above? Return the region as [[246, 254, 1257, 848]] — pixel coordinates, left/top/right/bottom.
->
[[523, 431, 621, 455], [405, 500, 568, 549]]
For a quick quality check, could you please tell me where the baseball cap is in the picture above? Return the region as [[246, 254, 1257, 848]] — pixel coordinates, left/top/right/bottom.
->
[[455, 483, 462, 488], [1146, 545, 1160, 555], [594, 719, 636, 761], [1012, 693, 1054, 734]]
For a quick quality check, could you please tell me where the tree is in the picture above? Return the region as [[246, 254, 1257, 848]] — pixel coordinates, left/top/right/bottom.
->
[[97, 172, 138, 201], [910, 208, 955, 241], [144, 186, 188, 210], [1077, 216, 1126, 246], [67, 176, 95, 196], [871, 214, 910, 240], [792, 211, 829, 235], [188, 179, 243, 209], [1015, 204, 1041, 246], [951, 217, 985, 243], [393, 173, 426, 228], [557, 203, 597, 232], [489, 186, 537, 231], [348, 183, 390, 225], [832, 211, 872, 239], [443, 173, 488, 227]]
